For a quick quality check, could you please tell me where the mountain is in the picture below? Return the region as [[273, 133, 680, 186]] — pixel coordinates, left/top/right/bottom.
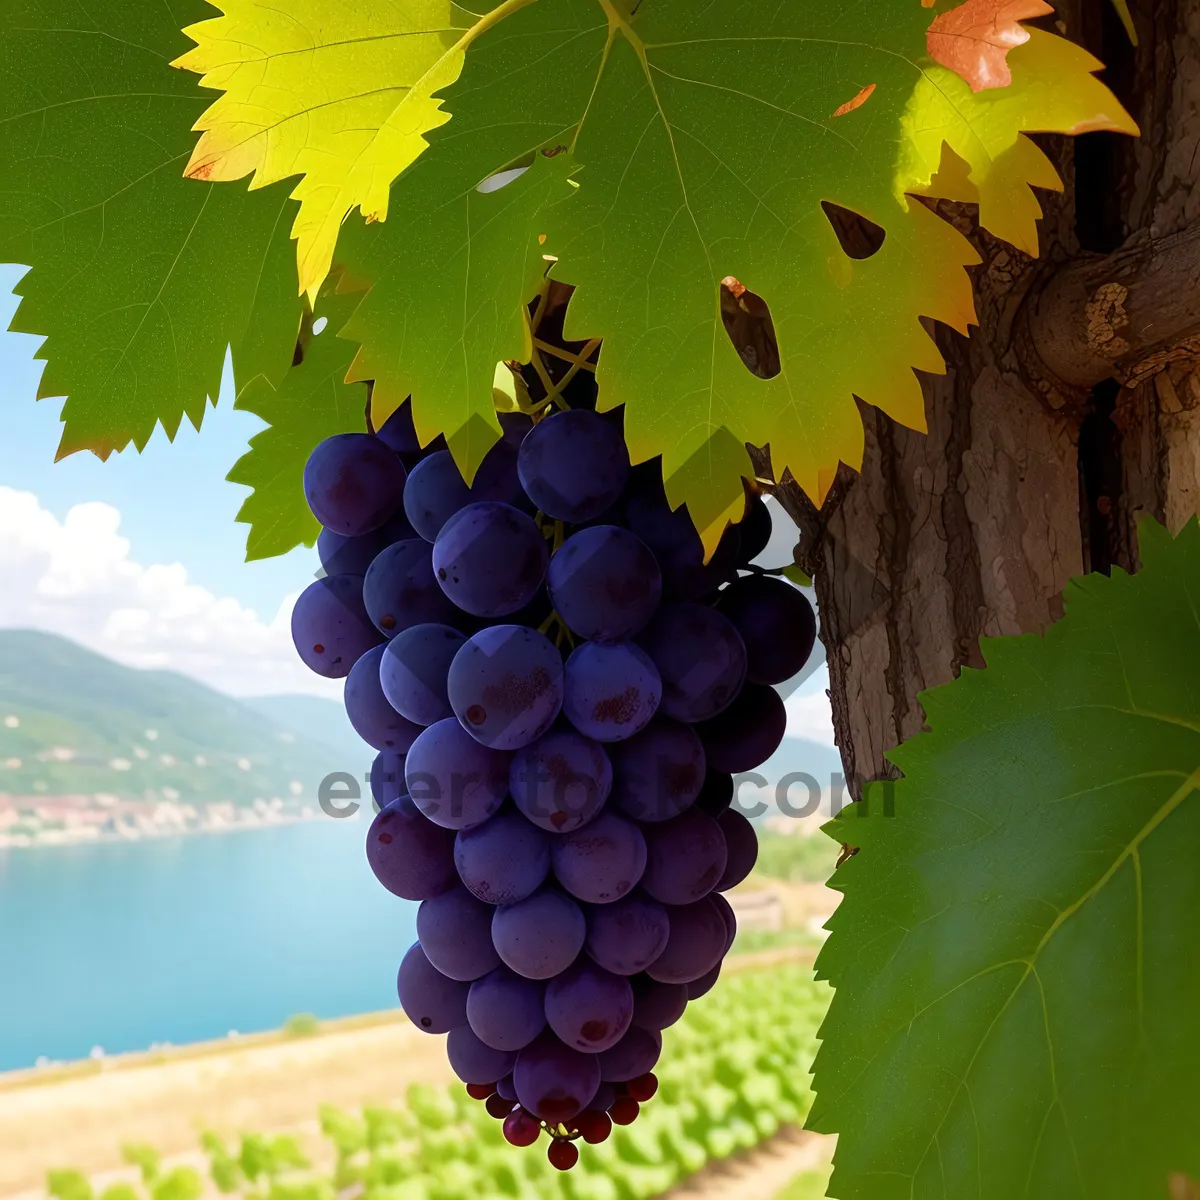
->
[[0, 630, 371, 807], [243, 693, 362, 761]]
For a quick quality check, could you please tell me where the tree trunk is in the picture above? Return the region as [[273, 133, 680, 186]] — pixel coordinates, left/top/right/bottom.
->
[[772, 0, 1200, 800]]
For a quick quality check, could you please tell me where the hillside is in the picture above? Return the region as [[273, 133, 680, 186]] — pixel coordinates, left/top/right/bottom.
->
[[0, 630, 368, 808]]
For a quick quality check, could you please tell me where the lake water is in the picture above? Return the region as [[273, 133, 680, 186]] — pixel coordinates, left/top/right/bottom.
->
[[0, 816, 416, 1072]]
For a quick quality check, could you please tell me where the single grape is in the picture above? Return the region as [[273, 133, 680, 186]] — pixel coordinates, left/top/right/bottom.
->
[[304, 433, 407, 536], [576, 1109, 613, 1145], [370, 751, 408, 809], [716, 808, 759, 891], [363, 539, 460, 638], [736, 493, 773, 565], [502, 1108, 542, 1147], [404, 718, 509, 831], [627, 1073, 659, 1102], [686, 962, 721, 1000], [465, 1082, 496, 1101], [608, 1096, 641, 1125], [544, 961, 633, 1053], [397, 942, 468, 1033], [585, 894, 670, 976], [404, 445, 525, 542], [376, 400, 423, 456], [638, 603, 747, 722], [630, 978, 688, 1031], [644, 896, 727, 984], [609, 718, 706, 823], [589, 1083, 618, 1114], [366, 796, 457, 901], [417, 887, 502, 981], [550, 811, 647, 905], [447, 625, 563, 750], [547, 526, 661, 641], [598, 1026, 661, 1082], [694, 682, 787, 773], [291, 575, 382, 678], [496, 1075, 518, 1102], [433, 502, 548, 617], [563, 641, 661, 743], [718, 575, 817, 685], [693, 771, 734, 818], [317, 509, 415, 577], [467, 967, 547, 1051], [380, 623, 465, 726], [492, 889, 586, 980], [709, 890, 737, 952], [640, 809, 728, 905], [513, 1030, 601, 1123], [510, 730, 611, 833], [485, 1093, 514, 1119], [518, 409, 630, 522], [447, 1025, 517, 1086], [454, 809, 551, 906], [344, 644, 424, 753], [548, 1138, 580, 1171]]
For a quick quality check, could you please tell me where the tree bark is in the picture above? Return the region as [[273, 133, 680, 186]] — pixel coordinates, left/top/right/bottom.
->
[[770, 0, 1200, 798]]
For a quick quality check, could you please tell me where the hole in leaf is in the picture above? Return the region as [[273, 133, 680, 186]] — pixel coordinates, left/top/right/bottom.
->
[[719, 278, 780, 380], [477, 153, 535, 194], [821, 202, 886, 259], [312, 316, 328, 336]]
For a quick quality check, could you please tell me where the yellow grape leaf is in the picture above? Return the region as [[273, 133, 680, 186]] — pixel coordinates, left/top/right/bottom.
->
[[172, 2, 478, 299]]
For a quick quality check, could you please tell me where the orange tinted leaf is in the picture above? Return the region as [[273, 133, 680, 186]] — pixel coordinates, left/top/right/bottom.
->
[[927, 0, 1054, 92]]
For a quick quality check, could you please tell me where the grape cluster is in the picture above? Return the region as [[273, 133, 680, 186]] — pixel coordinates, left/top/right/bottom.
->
[[291, 395, 817, 1169]]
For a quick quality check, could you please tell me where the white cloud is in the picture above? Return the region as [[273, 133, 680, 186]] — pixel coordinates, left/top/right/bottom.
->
[[784, 664, 835, 746], [0, 487, 339, 699]]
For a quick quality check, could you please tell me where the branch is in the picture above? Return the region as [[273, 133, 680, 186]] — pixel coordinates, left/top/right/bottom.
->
[[1026, 222, 1200, 392]]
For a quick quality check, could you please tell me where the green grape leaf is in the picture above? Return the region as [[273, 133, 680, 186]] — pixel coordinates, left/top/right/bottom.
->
[[809, 518, 1200, 1198], [0, 0, 302, 459], [332, 0, 1133, 553], [228, 284, 367, 561]]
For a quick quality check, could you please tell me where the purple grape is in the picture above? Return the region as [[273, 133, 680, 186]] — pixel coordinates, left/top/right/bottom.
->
[[304, 433, 407, 536], [510, 730, 611, 833], [638, 603, 747, 722], [563, 641, 661, 743], [710, 889, 737, 952], [585, 895, 670, 975], [598, 1025, 661, 1082], [545, 961, 634, 1053], [589, 1083, 618, 1113], [641, 809, 728, 905], [624, 473, 739, 601], [404, 718, 509, 831], [550, 811, 647, 905], [609, 718, 706, 823], [686, 962, 721, 1000], [370, 751, 408, 809], [513, 1031, 601, 1123], [317, 509, 416, 576], [380, 623, 465, 726], [467, 967, 547, 1051], [363, 539, 460, 638], [454, 809, 551, 905], [736, 494, 773, 565], [447, 625, 563, 750], [517, 409, 630, 523], [376, 401, 423, 456], [433, 502, 548, 618], [404, 445, 525, 542], [631, 978, 688, 1031], [718, 575, 817, 685], [492, 889, 586, 980], [716, 808, 759, 891], [695, 683, 787, 773], [547, 526, 661, 641], [417, 887, 502, 981], [344, 645, 423, 753], [291, 575, 382, 679], [693, 771, 734, 818], [645, 896, 727, 984], [397, 942, 468, 1033], [366, 796, 457, 901], [447, 1025, 517, 1085], [496, 1074, 518, 1102]]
